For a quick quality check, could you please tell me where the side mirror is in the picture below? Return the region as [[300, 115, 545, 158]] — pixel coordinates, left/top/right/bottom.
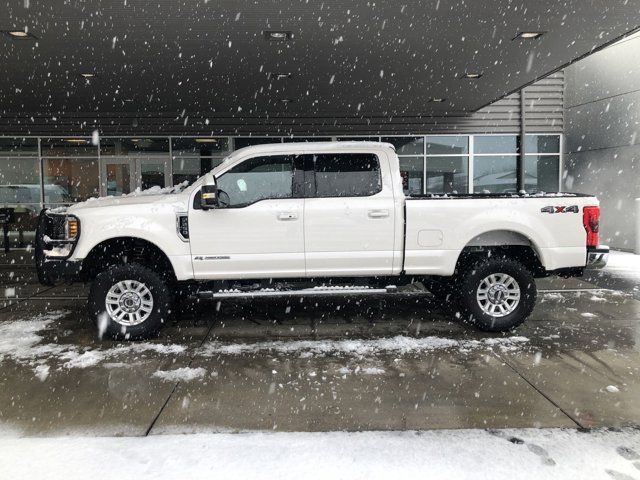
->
[[200, 174, 219, 210]]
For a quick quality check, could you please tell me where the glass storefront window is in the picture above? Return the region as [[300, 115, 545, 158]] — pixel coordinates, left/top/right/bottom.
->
[[0, 157, 41, 248], [282, 137, 332, 143], [0, 138, 38, 156], [234, 137, 282, 149], [381, 137, 423, 155], [525, 135, 560, 154], [171, 138, 229, 156], [105, 163, 132, 196], [43, 158, 99, 202], [473, 155, 518, 193], [398, 157, 424, 195], [426, 136, 468, 155], [337, 137, 380, 142], [100, 138, 169, 156], [140, 163, 166, 190], [474, 135, 519, 154], [172, 157, 224, 185], [426, 156, 468, 194], [41, 138, 97, 157], [525, 155, 560, 192], [0, 157, 40, 193]]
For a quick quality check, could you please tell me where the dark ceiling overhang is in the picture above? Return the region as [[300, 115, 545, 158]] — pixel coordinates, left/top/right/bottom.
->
[[1, 0, 639, 133]]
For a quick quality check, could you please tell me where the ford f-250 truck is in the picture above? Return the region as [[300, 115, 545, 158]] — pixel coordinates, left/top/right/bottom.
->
[[35, 142, 609, 340]]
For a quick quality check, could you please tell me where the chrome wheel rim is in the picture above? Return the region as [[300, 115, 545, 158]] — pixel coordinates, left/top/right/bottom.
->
[[476, 273, 520, 317], [105, 280, 154, 326]]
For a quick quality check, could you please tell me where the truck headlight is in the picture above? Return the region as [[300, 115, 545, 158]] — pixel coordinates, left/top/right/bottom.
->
[[65, 217, 79, 240]]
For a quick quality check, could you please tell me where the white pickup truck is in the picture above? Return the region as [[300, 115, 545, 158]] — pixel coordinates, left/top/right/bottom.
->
[[35, 142, 608, 340]]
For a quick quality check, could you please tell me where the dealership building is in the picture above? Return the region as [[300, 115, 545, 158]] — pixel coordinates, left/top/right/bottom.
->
[[0, 2, 638, 252]]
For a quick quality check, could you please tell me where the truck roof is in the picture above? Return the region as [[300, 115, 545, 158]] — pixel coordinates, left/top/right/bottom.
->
[[231, 141, 396, 156]]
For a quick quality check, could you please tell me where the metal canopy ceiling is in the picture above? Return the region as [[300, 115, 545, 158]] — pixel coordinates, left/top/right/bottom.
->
[[1, 0, 639, 122]]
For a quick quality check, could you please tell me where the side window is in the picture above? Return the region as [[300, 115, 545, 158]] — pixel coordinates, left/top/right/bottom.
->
[[313, 153, 382, 198], [216, 155, 293, 208]]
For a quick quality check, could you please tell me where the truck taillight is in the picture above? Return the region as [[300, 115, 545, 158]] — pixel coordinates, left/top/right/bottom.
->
[[583, 206, 600, 248]]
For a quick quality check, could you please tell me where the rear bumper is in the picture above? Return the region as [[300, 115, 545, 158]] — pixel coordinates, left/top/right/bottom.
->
[[586, 245, 609, 269]]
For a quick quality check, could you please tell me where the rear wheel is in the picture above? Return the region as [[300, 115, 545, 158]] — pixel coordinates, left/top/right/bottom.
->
[[88, 264, 171, 340], [456, 257, 536, 332]]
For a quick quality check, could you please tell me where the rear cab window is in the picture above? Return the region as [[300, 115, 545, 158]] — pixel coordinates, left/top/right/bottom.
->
[[311, 153, 382, 198]]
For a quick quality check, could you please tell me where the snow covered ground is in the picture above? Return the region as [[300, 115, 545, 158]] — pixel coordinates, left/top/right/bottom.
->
[[1, 428, 639, 480], [605, 250, 640, 284]]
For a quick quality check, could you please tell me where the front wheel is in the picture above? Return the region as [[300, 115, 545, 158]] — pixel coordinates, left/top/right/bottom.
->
[[88, 264, 172, 340], [456, 258, 537, 332]]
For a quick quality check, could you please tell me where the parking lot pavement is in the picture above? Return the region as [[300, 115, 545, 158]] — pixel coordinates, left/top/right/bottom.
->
[[0, 252, 638, 436]]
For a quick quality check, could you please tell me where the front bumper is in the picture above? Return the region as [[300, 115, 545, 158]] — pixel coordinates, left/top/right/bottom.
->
[[37, 258, 84, 285], [35, 209, 82, 285], [586, 245, 609, 269]]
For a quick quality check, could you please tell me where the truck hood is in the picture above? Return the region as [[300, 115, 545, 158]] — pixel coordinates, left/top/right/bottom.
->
[[67, 192, 189, 213]]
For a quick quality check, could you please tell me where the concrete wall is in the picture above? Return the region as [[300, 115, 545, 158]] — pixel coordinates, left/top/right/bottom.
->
[[564, 33, 640, 252]]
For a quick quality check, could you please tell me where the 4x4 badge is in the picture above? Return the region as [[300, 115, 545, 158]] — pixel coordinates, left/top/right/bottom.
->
[[540, 205, 579, 214]]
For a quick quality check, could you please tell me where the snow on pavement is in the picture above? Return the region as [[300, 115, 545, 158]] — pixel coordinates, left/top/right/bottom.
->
[[0, 310, 532, 380], [604, 250, 640, 283], [0, 311, 187, 370], [199, 335, 530, 357], [152, 367, 207, 382], [1, 428, 639, 480]]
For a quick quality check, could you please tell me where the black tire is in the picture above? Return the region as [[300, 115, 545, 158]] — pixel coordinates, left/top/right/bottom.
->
[[88, 264, 172, 340], [456, 257, 537, 332]]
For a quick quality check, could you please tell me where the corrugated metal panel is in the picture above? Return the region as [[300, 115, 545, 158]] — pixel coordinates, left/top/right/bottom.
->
[[0, 74, 564, 136], [523, 71, 565, 133]]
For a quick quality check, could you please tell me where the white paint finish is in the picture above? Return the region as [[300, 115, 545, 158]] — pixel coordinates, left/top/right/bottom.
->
[[403, 250, 460, 276], [304, 151, 398, 276], [404, 195, 596, 274], [67, 193, 194, 280], [305, 251, 395, 276], [189, 199, 305, 279], [417, 230, 443, 247], [64, 142, 600, 283], [539, 247, 587, 271], [168, 255, 196, 280]]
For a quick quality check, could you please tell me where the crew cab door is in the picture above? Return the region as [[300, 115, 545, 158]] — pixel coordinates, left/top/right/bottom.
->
[[189, 155, 305, 279], [304, 152, 396, 276]]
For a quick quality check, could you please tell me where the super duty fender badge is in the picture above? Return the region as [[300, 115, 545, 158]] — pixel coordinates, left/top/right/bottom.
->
[[540, 205, 579, 214], [194, 256, 231, 260]]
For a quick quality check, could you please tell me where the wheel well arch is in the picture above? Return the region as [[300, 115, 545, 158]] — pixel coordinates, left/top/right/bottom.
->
[[81, 237, 177, 283], [455, 230, 546, 277]]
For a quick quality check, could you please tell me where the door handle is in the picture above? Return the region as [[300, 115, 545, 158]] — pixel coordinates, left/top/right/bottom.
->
[[368, 209, 389, 218], [278, 212, 298, 221]]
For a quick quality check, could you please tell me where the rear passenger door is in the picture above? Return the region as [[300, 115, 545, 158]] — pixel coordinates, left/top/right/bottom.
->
[[304, 153, 396, 276]]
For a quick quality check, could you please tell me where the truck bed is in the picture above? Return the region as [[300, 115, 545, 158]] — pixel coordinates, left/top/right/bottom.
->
[[402, 193, 598, 276]]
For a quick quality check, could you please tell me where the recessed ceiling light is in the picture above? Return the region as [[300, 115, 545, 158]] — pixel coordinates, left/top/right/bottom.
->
[[264, 30, 293, 41], [80, 73, 96, 78], [428, 97, 446, 103], [269, 73, 292, 80], [280, 99, 294, 104], [194, 138, 218, 143], [460, 72, 483, 79], [514, 31, 545, 40], [4, 30, 37, 39]]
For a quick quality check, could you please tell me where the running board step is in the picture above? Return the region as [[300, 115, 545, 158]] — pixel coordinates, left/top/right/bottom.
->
[[197, 286, 397, 299]]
